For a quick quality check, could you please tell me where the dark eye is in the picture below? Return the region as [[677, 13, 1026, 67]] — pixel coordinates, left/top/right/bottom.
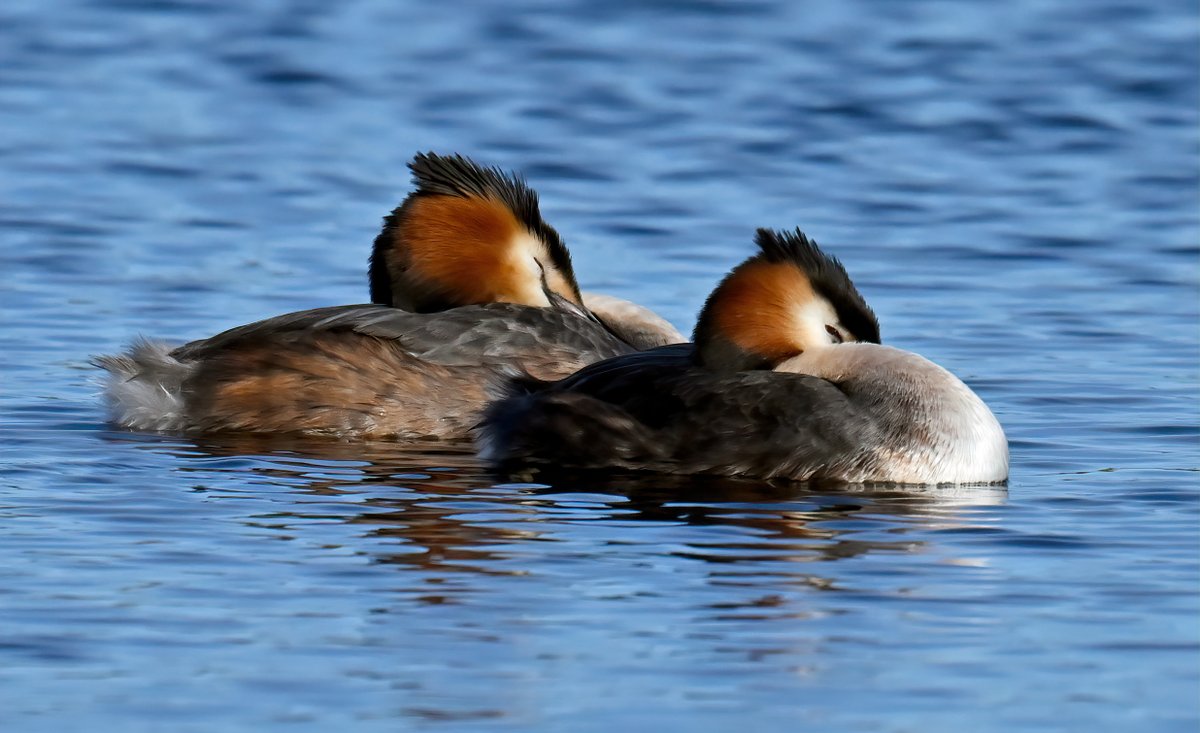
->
[[825, 325, 844, 344]]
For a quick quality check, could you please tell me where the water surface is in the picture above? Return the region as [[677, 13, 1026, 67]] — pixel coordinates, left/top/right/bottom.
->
[[1, 1, 1197, 731]]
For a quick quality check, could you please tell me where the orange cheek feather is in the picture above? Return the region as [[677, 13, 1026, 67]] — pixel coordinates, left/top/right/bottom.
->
[[711, 260, 813, 363], [404, 196, 543, 306]]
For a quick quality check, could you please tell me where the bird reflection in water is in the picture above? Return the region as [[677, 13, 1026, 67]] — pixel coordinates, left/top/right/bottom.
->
[[101, 431, 1006, 607]]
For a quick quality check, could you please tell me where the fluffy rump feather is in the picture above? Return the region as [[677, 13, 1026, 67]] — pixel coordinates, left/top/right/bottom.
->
[[92, 339, 192, 431]]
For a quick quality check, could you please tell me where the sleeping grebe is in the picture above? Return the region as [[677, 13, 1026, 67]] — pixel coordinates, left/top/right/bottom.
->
[[480, 228, 1009, 485], [94, 153, 661, 439], [370, 153, 684, 348]]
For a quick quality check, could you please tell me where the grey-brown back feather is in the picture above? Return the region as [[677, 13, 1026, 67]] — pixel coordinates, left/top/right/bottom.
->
[[172, 303, 633, 369]]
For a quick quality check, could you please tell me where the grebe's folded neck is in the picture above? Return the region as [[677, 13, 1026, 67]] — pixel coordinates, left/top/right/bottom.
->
[[778, 344, 1009, 484]]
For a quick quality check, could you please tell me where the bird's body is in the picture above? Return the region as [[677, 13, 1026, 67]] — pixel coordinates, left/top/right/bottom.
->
[[95, 153, 673, 439]]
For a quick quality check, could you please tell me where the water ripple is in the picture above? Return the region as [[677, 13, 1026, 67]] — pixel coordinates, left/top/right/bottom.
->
[[0, 0, 1197, 730]]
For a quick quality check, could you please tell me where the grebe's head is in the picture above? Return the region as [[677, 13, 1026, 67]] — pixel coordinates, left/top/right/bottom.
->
[[693, 227, 879, 373], [369, 152, 584, 312]]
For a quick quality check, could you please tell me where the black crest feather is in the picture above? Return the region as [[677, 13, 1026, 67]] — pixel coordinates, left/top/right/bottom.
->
[[754, 227, 880, 345]]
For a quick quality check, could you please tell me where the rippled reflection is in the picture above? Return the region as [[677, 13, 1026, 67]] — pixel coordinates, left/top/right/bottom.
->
[[107, 433, 1006, 592], [4, 0, 1197, 727]]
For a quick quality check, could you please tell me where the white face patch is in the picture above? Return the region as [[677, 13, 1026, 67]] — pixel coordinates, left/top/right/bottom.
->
[[508, 230, 552, 307], [794, 295, 843, 350]]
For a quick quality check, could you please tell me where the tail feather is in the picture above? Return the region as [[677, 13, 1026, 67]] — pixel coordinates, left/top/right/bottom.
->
[[92, 339, 192, 431]]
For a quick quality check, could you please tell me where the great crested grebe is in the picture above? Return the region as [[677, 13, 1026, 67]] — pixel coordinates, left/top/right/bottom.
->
[[480, 228, 1009, 485], [371, 153, 684, 348], [95, 153, 676, 439]]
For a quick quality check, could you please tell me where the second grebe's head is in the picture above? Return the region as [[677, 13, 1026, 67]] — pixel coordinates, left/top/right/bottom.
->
[[693, 227, 880, 373], [369, 152, 584, 312]]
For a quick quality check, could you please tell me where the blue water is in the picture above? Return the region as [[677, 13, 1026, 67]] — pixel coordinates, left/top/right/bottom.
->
[[1, 0, 1197, 730]]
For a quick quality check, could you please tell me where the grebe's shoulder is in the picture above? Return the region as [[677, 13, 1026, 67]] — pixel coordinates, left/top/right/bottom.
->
[[581, 293, 685, 350]]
